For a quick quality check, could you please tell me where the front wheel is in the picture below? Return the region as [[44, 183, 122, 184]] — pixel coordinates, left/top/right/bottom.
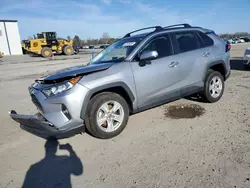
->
[[85, 92, 129, 139], [201, 70, 225, 103], [41, 47, 53, 58], [63, 45, 74, 55]]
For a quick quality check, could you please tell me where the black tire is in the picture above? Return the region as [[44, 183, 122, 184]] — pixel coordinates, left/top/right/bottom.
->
[[201, 69, 225, 103], [22, 47, 27, 54], [74, 47, 79, 54], [63, 45, 74, 55], [41, 47, 53, 58], [85, 92, 129, 139], [244, 64, 250, 70]]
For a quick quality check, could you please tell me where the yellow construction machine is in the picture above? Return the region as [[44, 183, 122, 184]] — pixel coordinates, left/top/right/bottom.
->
[[26, 32, 77, 57], [21, 39, 30, 54]]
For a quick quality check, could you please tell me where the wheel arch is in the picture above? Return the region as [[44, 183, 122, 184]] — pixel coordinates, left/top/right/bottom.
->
[[80, 82, 135, 120], [204, 60, 227, 80]]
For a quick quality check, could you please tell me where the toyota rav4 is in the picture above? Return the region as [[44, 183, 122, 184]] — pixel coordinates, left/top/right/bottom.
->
[[10, 24, 231, 139]]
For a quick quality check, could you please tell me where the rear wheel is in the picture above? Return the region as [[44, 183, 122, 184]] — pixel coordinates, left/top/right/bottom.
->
[[41, 47, 52, 58], [201, 70, 224, 103], [63, 45, 74, 55], [85, 92, 129, 139]]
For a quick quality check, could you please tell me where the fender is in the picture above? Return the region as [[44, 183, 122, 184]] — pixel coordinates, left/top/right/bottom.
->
[[203, 60, 226, 81], [80, 82, 135, 120]]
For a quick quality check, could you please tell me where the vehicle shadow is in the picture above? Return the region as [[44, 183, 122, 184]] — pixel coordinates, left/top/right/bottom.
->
[[230, 58, 249, 71], [22, 138, 83, 188]]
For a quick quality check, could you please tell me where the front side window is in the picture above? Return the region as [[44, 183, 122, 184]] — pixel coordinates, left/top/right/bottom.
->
[[174, 31, 199, 53], [140, 35, 173, 58]]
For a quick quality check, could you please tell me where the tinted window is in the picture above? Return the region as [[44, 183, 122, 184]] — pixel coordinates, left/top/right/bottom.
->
[[195, 32, 205, 48], [174, 31, 199, 53], [141, 35, 173, 58], [197, 31, 214, 46]]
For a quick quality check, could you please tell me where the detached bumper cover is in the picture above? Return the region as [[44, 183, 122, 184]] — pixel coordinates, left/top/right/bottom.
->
[[9, 110, 84, 139]]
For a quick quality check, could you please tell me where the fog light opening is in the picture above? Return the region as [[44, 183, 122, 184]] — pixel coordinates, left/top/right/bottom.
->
[[62, 104, 71, 120]]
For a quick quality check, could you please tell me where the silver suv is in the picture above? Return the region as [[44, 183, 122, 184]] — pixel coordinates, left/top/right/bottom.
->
[[10, 24, 231, 139]]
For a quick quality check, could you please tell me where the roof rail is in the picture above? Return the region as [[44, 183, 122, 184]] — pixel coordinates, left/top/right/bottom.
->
[[163, 23, 192, 29], [123, 26, 163, 38]]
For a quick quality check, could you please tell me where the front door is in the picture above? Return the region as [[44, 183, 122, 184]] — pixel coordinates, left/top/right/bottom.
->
[[129, 34, 182, 109]]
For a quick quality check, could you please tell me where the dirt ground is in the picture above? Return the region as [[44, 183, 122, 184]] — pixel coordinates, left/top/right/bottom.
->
[[0, 43, 249, 188]]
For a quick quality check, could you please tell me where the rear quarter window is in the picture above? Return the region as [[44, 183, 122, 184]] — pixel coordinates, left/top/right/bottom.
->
[[197, 31, 214, 47]]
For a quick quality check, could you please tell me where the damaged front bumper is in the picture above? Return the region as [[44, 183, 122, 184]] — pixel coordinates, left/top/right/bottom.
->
[[9, 110, 84, 139]]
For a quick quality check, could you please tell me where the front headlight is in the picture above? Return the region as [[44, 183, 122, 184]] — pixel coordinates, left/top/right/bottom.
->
[[42, 76, 81, 97]]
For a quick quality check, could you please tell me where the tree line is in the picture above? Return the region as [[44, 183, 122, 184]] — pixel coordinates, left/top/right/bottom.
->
[[218, 32, 250, 39], [71, 32, 120, 47], [71, 31, 250, 47]]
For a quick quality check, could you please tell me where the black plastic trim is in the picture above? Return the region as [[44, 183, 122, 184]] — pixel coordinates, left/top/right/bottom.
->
[[123, 26, 163, 38], [180, 84, 203, 97], [204, 60, 227, 80], [225, 69, 231, 80], [80, 82, 135, 119], [163, 23, 191, 29]]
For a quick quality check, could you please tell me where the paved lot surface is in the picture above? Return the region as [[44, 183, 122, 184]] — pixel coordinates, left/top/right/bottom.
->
[[0, 44, 250, 188]]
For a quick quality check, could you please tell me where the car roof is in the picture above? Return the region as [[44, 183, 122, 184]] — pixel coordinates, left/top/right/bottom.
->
[[123, 24, 214, 40]]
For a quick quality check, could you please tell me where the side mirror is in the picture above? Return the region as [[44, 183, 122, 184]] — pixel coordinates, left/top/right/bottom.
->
[[139, 50, 158, 61]]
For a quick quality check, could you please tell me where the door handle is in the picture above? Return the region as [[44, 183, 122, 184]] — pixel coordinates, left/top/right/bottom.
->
[[169, 61, 179, 68], [202, 52, 210, 57]]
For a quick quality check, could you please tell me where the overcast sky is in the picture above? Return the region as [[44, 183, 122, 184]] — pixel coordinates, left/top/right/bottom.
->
[[1, 0, 249, 40]]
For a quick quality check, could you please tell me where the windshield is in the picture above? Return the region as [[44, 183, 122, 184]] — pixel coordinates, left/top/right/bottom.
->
[[89, 37, 143, 64]]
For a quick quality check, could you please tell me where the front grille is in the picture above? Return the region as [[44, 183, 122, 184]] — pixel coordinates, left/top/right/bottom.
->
[[31, 94, 43, 111]]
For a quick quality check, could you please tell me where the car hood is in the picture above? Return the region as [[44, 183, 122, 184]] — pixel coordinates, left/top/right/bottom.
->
[[36, 62, 115, 84]]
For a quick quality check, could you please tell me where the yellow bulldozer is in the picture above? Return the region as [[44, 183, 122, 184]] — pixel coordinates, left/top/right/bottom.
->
[[25, 32, 78, 58]]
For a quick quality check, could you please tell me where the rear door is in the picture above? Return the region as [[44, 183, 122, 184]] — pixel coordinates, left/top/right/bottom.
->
[[170, 30, 214, 95]]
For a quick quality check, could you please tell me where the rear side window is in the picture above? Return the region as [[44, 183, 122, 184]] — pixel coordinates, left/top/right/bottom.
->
[[173, 31, 199, 53], [197, 31, 214, 47]]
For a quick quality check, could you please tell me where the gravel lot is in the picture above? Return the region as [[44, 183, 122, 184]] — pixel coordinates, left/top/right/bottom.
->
[[0, 44, 249, 188]]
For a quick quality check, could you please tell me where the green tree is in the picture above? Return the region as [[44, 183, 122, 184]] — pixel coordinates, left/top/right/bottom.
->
[[219, 32, 250, 39]]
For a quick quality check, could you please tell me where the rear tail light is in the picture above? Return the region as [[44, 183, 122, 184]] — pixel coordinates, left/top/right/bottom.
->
[[226, 43, 231, 52]]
